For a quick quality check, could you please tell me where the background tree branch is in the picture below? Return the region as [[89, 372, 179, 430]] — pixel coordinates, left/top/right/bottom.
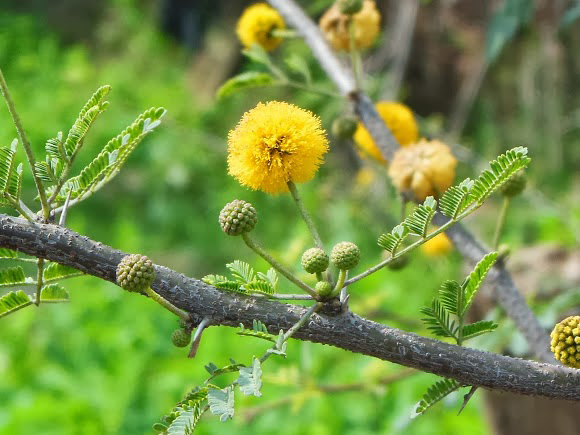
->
[[266, 0, 551, 363], [0, 213, 577, 400]]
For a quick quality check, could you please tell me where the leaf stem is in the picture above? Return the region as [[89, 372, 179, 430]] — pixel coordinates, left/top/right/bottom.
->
[[287, 181, 325, 250], [348, 19, 363, 90], [242, 232, 319, 299], [330, 269, 347, 298], [35, 258, 45, 306], [283, 302, 321, 341], [284, 81, 341, 98], [143, 286, 189, 321], [0, 68, 50, 221], [492, 197, 511, 250], [271, 28, 300, 39]]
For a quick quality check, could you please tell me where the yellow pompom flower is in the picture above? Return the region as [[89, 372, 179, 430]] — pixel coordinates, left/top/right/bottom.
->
[[388, 138, 457, 201], [550, 316, 580, 368], [319, 0, 380, 52], [421, 233, 452, 257], [236, 3, 286, 52], [227, 101, 329, 194], [354, 102, 418, 164]]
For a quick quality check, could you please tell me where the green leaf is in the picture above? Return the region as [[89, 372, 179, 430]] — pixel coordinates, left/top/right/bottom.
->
[[464, 147, 530, 209], [0, 290, 31, 318], [561, 3, 580, 29], [0, 266, 27, 287], [43, 263, 83, 281], [40, 284, 70, 301], [166, 405, 204, 435], [0, 140, 23, 206], [420, 299, 457, 339], [244, 280, 275, 296], [242, 44, 271, 65], [0, 248, 18, 259], [485, 0, 533, 63], [207, 387, 235, 422], [47, 107, 166, 203], [413, 378, 461, 418], [404, 196, 437, 237], [202, 274, 246, 294], [257, 268, 278, 291], [238, 320, 277, 343], [438, 280, 463, 317], [378, 224, 409, 254], [237, 358, 263, 397], [439, 178, 474, 220], [226, 260, 255, 284], [461, 320, 498, 341], [462, 252, 498, 316], [217, 72, 275, 99], [285, 53, 312, 84]]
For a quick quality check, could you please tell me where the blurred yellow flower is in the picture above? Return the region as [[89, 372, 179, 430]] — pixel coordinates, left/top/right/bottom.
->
[[236, 3, 285, 52], [354, 102, 418, 164], [319, 0, 380, 52], [421, 233, 452, 256], [388, 138, 457, 201], [227, 101, 329, 194]]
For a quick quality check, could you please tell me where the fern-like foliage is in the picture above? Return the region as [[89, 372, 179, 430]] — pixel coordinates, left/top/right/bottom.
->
[[208, 387, 235, 422], [439, 178, 474, 220], [0, 290, 31, 318], [0, 140, 23, 207], [202, 275, 246, 294], [0, 248, 18, 259], [413, 378, 461, 418], [461, 320, 498, 341], [464, 146, 530, 209], [43, 263, 83, 282], [166, 405, 204, 435], [237, 320, 278, 343], [227, 260, 255, 283], [203, 262, 279, 297], [0, 266, 27, 287], [377, 224, 409, 254], [39, 284, 70, 301], [155, 386, 212, 434], [461, 252, 498, 316], [404, 196, 437, 237], [420, 299, 457, 340], [47, 107, 166, 203]]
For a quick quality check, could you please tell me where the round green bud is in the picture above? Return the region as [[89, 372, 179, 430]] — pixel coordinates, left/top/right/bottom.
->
[[337, 0, 363, 15], [116, 254, 155, 292], [550, 316, 580, 368], [387, 255, 409, 271], [500, 170, 527, 197], [171, 328, 191, 348], [301, 247, 330, 274], [331, 115, 358, 139], [219, 200, 257, 236], [315, 281, 333, 297], [330, 241, 360, 270]]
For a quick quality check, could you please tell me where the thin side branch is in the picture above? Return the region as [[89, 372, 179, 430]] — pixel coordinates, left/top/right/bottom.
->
[[0, 214, 574, 400]]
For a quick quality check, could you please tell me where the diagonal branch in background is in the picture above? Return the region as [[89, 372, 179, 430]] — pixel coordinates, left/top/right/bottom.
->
[[267, 0, 550, 363], [0, 214, 577, 400]]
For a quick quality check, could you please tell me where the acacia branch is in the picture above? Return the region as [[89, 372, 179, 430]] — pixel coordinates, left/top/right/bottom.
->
[[0, 214, 577, 400], [267, 0, 550, 363]]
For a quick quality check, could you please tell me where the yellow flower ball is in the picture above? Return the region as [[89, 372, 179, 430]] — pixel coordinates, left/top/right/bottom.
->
[[236, 3, 286, 52], [388, 138, 457, 201], [421, 233, 452, 257], [354, 102, 419, 163], [319, 0, 380, 52], [227, 101, 329, 194], [550, 316, 580, 368]]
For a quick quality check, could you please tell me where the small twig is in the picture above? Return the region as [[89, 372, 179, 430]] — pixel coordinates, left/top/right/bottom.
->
[[287, 181, 325, 251], [492, 197, 511, 250], [269, 293, 315, 301], [143, 286, 189, 321]]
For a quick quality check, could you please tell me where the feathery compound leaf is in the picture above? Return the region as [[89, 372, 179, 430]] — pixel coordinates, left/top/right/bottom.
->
[[420, 299, 457, 339], [48, 107, 166, 203], [237, 358, 263, 397], [39, 284, 70, 301], [0, 140, 23, 206], [166, 405, 204, 435], [404, 196, 438, 237], [226, 260, 255, 284], [462, 252, 498, 316], [238, 321, 277, 343], [244, 280, 275, 296], [217, 72, 275, 99], [438, 280, 463, 317], [439, 178, 474, 220], [464, 147, 530, 209], [378, 224, 409, 254], [0, 290, 31, 318], [0, 248, 18, 259], [207, 387, 235, 422], [257, 268, 278, 291], [63, 86, 111, 158], [0, 266, 26, 287], [43, 263, 83, 281], [461, 320, 498, 341], [202, 275, 246, 294], [413, 378, 461, 418]]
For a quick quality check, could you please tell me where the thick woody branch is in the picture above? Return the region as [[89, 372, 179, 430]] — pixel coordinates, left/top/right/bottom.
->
[[267, 0, 550, 362], [0, 214, 578, 400]]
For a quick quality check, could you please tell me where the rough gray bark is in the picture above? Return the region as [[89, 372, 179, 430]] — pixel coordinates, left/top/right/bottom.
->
[[267, 0, 551, 363], [0, 214, 578, 400]]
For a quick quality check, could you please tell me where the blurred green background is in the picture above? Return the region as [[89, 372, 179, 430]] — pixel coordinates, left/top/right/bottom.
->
[[0, 0, 579, 433]]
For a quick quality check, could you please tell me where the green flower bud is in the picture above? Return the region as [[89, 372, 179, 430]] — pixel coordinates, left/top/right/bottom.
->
[[301, 247, 330, 274], [219, 200, 257, 236], [315, 281, 333, 297], [116, 254, 155, 292], [550, 316, 580, 368], [331, 115, 358, 139], [330, 241, 360, 270], [500, 170, 527, 197], [337, 0, 363, 15], [171, 328, 192, 348]]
